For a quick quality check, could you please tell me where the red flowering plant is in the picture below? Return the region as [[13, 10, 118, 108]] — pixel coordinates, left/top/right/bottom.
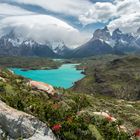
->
[[106, 115, 113, 122], [134, 129, 140, 138], [52, 124, 62, 133]]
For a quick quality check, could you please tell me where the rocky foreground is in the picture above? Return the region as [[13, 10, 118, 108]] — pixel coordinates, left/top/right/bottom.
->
[[0, 100, 56, 140], [0, 65, 139, 140]]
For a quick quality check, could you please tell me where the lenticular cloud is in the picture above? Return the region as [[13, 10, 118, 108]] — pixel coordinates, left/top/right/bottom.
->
[[0, 14, 89, 47]]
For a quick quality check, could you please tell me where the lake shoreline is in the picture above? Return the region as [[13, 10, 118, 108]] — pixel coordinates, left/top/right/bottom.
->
[[11, 63, 85, 89]]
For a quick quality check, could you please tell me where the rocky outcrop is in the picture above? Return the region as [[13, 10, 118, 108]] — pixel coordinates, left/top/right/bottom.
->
[[93, 112, 127, 132], [77, 110, 127, 133], [71, 27, 140, 58], [0, 76, 6, 82], [93, 26, 111, 41], [29, 80, 56, 96], [0, 100, 57, 140]]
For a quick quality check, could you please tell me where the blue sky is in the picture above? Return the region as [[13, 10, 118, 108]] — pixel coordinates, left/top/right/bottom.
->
[[0, 0, 140, 47]]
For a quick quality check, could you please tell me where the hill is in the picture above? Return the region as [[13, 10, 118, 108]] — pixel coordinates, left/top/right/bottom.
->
[[0, 65, 139, 139], [72, 55, 140, 100], [0, 57, 61, 70]]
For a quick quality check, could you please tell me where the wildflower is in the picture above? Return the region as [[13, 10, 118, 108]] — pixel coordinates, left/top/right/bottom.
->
[[106, 115, 113, 122], [134, 129, 140, 137], [77, 111, 81, 115], [52, 124, 62, 132]]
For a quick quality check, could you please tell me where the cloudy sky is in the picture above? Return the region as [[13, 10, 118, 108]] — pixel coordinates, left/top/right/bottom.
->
[[0, 0, 140, 47]]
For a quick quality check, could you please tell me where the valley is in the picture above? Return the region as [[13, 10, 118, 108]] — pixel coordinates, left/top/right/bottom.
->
[[0, 1, 140, 140], [0, 54, 139, 140]]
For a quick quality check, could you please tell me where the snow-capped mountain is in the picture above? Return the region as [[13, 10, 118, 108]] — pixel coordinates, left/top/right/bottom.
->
[[0, 31, 58, 57], [112, 28, 138, 52], [92, 27, 136, 48], [0, 30, 23, 47], [92, 26, 115, 47], [0, 30, 73, 57], [50, 41, 65, 53], [112, 29, 135, 43], [71, 27, 140, 58], [93, 26, 111, 41], [135, 28, 140, 47], [72, 39, 113, 58], [0, 27, 140, 58], [49, 41, 72, 57], [137, 27, 140, 35]]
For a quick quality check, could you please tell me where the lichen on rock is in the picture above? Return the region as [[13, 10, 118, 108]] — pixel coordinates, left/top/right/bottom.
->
[[0, 100, 57, 140]]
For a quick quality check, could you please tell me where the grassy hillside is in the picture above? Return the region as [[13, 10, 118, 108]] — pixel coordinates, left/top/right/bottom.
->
[[0, 68, 139, 140], [72, 55, 140, 100], [0, 56, 61, 70]]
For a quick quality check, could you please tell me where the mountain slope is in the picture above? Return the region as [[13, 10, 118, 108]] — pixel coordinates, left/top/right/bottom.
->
[[72, 55, 140, 100], [72, 39, 113, 58], [0, 31, 58, 57], [50, 42, 73, 57], [0, 67, 139, 140], [71, 27, 140, 58], [0, 27, 140, 58]]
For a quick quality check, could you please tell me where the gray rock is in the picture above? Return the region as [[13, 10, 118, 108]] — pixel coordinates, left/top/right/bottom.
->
[[0, 100, 57, 140]]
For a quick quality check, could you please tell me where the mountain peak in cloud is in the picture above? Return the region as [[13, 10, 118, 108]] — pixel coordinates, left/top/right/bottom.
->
[[0, 0, 140, 47], [0, 14, 89, 48]]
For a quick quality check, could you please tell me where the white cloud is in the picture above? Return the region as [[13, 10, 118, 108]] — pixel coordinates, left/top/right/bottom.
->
[[115, 0, 140, 16], [11, 0, 116, 25], [108, 0, 140, 33], [5, 0, 140, 33], [108, 13, 140, 33], [11, 0, 92, 17], [0, 14, 90, 47], [79, 2, 116, 25], [0, 0, 140, 46], [0, 3, 33, 17], [8, 0, 117, 25]]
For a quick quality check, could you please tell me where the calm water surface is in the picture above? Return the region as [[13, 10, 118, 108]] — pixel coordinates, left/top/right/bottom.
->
[[11, 64, 84, 89]]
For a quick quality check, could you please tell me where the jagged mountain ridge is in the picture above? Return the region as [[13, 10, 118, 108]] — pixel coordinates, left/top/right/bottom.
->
[[50, 41, 72, 57], [71, 26, 140, 58], [0, 27, 140, 58], [0, 32, 57, 57], [0, 31, 71, 57], [72, 39, 113, 58]]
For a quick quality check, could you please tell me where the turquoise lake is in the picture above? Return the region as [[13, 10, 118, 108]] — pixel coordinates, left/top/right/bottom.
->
[[11, 64, 84, 89]]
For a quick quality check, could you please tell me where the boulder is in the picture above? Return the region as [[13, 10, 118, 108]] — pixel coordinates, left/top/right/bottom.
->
[[0, 100, 57, 140], [29, 80, 56, 96], [0, 76, 6, 82], [93, 112, 116, 121]]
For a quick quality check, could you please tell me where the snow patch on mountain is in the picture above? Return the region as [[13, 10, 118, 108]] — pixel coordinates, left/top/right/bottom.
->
[[105, 39, 115, 48], [51, 41, 65, 53], [7, 38, 23, 47]]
